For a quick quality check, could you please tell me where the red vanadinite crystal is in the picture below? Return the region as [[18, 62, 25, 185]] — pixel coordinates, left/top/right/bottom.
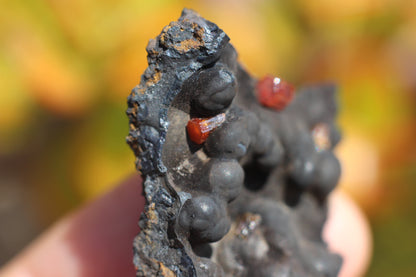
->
[[256, 75, 295, 110], [186, 113, 226, 144]]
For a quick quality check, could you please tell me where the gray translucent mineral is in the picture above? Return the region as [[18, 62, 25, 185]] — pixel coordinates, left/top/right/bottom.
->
[[126, 9, 342, 277]]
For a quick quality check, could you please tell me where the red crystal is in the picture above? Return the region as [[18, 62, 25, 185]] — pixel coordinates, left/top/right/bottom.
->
[[187, 113, 226, 144], [256, 75, 295, 110]]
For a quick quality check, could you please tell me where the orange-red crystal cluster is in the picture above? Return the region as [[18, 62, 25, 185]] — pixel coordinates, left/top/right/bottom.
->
[[187, 113, 226, 144], [256, 75, 295, 110], [186, 113, 225, 144]]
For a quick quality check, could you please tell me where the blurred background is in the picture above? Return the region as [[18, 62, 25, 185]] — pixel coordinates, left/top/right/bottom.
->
[[0, 0, 415, 276]]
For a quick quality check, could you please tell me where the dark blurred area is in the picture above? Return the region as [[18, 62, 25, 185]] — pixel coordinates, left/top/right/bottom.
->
[[0, 0, 415, 276]]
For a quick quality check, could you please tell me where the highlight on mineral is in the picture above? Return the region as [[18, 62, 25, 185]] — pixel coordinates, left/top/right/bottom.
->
[[127, 9, 342, 277]]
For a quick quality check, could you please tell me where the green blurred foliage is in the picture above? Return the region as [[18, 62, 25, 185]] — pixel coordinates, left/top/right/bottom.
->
[[0, 0, 415, 275]]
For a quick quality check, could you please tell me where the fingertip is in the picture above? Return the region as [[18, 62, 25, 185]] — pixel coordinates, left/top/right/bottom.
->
[[324, 190, 373, 277], [0, 174, 144, 277], [65, 174, 144, 277]]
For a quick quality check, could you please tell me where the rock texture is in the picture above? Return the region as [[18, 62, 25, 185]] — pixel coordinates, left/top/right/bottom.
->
[[127, 9, 342, 277]]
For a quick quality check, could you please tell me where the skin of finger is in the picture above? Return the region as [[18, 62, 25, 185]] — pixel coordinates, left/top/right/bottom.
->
[[1, 176, 371, 277], [324, 190, 373, 277], [0, 174, 144, 277]]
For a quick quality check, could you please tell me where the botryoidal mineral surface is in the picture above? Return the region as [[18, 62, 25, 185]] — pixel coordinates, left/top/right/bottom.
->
[[127, 9, 342, 277]]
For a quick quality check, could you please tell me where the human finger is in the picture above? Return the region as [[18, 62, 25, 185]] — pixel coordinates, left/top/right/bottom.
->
[[324, 190, 373, 277], [0, 174, 144, 277]]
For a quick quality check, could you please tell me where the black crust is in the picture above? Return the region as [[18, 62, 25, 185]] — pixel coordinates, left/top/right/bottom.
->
[[127, 9, 343, 277]]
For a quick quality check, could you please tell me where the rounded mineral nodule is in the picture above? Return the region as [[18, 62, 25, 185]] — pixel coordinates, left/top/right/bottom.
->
[[204, 119, 251, 159], [314, 151, 341, 196], [209, 159, 244, 202], [178, 196, 231, 243], [194, 66, 236, 116]]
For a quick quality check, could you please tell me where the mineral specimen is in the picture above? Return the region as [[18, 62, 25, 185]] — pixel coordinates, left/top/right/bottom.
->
[[127, 9, 342, 277]]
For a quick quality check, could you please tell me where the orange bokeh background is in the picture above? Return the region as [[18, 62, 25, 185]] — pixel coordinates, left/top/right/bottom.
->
[[1, 1, 415, 276]]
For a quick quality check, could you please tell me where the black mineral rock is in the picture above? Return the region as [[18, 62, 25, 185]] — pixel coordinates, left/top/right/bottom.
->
[[127, 9, 342, 277]]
